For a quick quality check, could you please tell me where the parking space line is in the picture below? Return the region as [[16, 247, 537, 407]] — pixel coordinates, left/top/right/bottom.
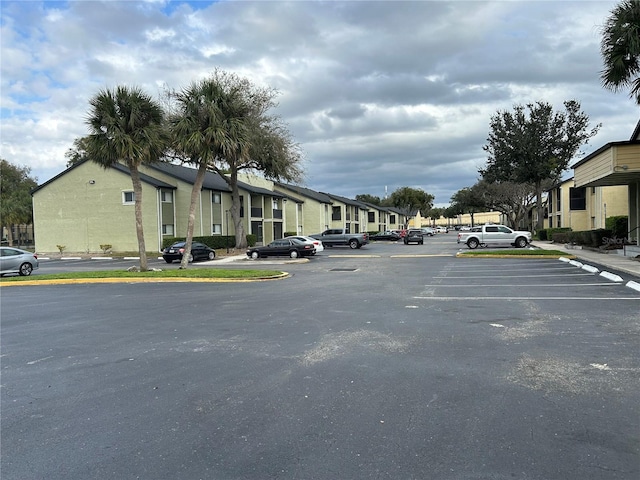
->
[[433, 273, 596, 278], [424, 283, 623, 287], [413, 296, 640, 300]]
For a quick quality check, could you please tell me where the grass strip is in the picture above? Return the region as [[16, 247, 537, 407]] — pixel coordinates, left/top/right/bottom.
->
[[0, 268, 283, 282]]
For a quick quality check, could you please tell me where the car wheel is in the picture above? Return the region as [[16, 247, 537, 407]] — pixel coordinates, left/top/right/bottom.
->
[[515, 237, 528, 248], [467, 238, 479, 249], [164, 259, 173, 264], [208, 251, 216, 260], [420, 241, 424, 245], [349, 240, 358, 249], [290, 250, 299, 259], [18, 262, 33, 276], [251, 251, 260, 260]]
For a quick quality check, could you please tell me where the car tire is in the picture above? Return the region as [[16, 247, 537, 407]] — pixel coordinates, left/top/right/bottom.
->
[[164, 259, 173, 264], [290, 250, 299, 259], [349, 240, 358, 249], [515, 237, 528, 248], [208, 251, 215, 260], [251, 251, 260, 260], [18, 262, 33, 276], [467, 238, 479, 249]]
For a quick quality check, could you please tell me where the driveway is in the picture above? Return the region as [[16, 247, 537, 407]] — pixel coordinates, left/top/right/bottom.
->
[[2, 240, 638, 479]]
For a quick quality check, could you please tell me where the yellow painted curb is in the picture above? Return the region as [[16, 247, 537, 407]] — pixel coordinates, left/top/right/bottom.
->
[[0, 272, 290, 287]]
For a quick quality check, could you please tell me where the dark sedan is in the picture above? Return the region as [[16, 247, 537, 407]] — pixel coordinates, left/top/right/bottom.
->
[[370, 231, 401, 241], [162, 241, 216, 263], [247, 238, 315, 259]]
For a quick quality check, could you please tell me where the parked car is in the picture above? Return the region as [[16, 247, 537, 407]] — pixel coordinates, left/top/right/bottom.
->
[[0, 247, 39, 276], [247, 238, 315, 259], [162, 241, 216, 263], [436, 226, 449, 233], [420, 227, 436, 236], [404, 229, 424, 245], [391, 229, 407, 238], [370, 231, 401, 241], [285, 235, 324, 253]]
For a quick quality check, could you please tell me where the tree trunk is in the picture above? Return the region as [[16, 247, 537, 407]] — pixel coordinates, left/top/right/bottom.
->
[[129, 164, 148, 272], [180, 161, 208, 269], [535, 181, 544, 233], [230, 169, 247, 249]]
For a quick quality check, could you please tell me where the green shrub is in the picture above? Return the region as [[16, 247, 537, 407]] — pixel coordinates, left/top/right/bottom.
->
[[541, 228, 571, 242], [554, 229, 613, 247], [284, 231, 297, 237], [606, 216, 628, 238]]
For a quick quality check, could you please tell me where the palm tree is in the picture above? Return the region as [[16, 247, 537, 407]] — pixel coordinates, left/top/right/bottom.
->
[[170, 75, 249, 269], [85, 86, 168, 271], [600, 0, 640, 104], [170, 70, 302, 265]]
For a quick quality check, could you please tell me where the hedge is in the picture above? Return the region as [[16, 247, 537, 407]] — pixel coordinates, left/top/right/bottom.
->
[[605, 216, 628, 238], [551, 228, 613, 248], [162, 235, 257, 250], [538, 227, 571, 241]]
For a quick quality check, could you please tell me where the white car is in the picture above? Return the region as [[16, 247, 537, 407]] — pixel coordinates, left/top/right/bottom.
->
[[435, 226, 449, 233], [0, 247, 39, 276], [285, 236, 324, 254]]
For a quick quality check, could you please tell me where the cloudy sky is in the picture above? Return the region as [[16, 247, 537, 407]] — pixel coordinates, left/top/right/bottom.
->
[[1, 0, 638, 206]]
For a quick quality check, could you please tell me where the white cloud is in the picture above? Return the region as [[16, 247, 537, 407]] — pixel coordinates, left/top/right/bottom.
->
[[0, 0, 635, 205]]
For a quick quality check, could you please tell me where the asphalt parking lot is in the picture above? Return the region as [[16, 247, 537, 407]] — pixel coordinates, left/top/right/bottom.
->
[[2, 236, 639, 479]]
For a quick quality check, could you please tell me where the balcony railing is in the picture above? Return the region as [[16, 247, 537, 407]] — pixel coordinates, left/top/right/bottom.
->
[[273, 209, 282, 219], [250, 207, 263, 218]]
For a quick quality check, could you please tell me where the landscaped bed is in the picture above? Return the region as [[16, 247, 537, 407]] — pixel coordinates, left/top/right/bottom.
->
[[0, 268, 286, 284]]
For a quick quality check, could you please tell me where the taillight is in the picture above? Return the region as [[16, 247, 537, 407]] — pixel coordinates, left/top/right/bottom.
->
[[33, 254, 38, 259]]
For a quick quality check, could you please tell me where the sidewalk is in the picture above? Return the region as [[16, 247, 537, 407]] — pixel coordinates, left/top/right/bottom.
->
[[532, 241, 640, 279]]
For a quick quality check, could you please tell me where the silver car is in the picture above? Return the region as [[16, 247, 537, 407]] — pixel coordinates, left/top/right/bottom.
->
[[0, 247, 39, 276]]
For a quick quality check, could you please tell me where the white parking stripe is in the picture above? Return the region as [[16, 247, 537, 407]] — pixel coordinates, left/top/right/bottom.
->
[[414, 296, 640, 300]]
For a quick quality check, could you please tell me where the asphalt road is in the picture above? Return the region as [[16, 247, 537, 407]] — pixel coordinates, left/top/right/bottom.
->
[[2, 236, 639, 479]]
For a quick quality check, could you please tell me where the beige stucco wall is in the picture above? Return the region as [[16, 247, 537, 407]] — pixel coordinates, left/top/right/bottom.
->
[[33, 162, 161, 253], [547, 181, 628, 231]]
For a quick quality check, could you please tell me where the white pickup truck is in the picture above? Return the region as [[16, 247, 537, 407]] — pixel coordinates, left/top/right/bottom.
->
[[457, 224, 532, 249]]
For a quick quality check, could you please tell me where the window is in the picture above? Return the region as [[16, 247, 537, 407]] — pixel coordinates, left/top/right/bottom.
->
[[331, 206, 341, 221], [368, 212, 375, 222], [162, 224, 174, 235], [123, 191, 135, 204], [556, 189, 561, 210], [390, 215, 396, 223], [569, 187, 586, 210], [212, 224, 222, 235], [212, 193, 221, 204], [161, 191, 173, 203]]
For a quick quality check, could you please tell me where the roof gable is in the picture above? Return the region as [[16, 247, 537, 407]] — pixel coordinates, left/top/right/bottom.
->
[[31, 158, 175, 194]]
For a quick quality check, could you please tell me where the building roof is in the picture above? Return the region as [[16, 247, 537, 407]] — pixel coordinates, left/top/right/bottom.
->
[[149, 162, 287, 198], [321, 192, 369, 209], [571, 119, 640, 169], [31, 159, 176, 194], [276, 183, 334, 204]]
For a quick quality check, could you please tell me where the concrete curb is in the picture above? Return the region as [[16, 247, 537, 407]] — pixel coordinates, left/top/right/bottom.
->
[[600, 271, 624, 282], [626, 281, 640, 292]]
